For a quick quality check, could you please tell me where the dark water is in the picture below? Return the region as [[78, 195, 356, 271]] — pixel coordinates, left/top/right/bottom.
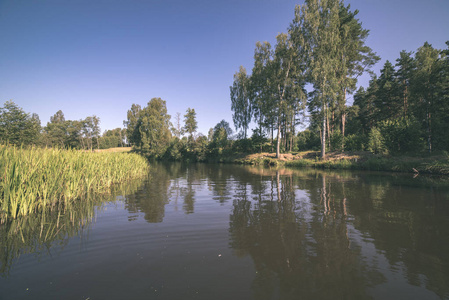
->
[[1, 163, 449, 300]]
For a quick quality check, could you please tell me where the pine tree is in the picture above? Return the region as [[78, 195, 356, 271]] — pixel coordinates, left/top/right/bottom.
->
[[410, 42, 440, 153], [395, 50, 414, 117]]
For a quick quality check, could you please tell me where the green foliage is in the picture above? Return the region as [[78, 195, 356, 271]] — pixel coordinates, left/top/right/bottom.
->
[[0, 101, 41, 146], [0, 145, 149, 223], [344, 134, 366, 151], [367, 127, 386, 154], [297, 130, 320, 151], [99, 128, 126, 149], [330, 129, 344, 152], [250, 129, 269, 153], [379, 118, 424, 154], [43, 110, 102, 150], [183, 108, 198, 142], [127, 98, 172, 158], [164, 138, 186, 161], [230, 66, 252, 138], [124, 104, 142, 146]]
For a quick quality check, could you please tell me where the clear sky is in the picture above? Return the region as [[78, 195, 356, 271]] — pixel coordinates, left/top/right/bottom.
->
[[1, 0, 448, 135]]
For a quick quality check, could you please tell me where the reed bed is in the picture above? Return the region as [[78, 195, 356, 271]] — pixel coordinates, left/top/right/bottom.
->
[[0, 176, 145, 276], [0, 145, 149, 223]]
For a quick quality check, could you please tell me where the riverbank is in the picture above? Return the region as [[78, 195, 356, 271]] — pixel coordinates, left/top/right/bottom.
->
[[234, 151, 449, 175], [0, 145, 149, 223]]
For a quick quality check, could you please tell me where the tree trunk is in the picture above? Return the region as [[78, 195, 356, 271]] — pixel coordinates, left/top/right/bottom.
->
[[276, 120, 281, 158], [342, 87, 347, 150], [327, 111, 331, 152], [403, 81, 408, 118], [321, 106, 326, 159]]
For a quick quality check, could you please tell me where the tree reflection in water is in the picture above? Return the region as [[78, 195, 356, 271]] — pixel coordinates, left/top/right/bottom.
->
[[229, 169, 378, 299], [2, 163, 449, 299], [229, 168, 449, 299], [0, 179, 144, 277]]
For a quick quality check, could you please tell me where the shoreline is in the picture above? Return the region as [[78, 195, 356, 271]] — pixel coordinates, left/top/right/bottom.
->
[[233, 151, 449, 176]]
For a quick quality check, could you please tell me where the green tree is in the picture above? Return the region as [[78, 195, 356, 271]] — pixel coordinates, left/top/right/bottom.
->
[[271, 33, 306, 158], [410, 42, 440, 153], [395, 50, 414, 118], [124, 103, 142, 147], [212, 120, 233, 149], [250, 41, 275, 141], [336, 3, 379, 144], [367, 127, 386, 154], [248, 34, 306, 158], [230, 66, 252, 138], [82, 115, 101, 150], [375, 60, 401, 121], [291, 0, 342, 159], [183, 108, 198, 142], [44, 110, 67, 147], [138, 98, 172, 158], [99, 128, 126, 149], [0, 101, 41, 145], [432, 41, 449, 150], [65, 120, 83, 149]]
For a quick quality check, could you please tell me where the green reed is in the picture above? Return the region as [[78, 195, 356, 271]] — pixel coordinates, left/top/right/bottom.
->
[[0, 145, 149, 223], [0, 176, 145, 276]]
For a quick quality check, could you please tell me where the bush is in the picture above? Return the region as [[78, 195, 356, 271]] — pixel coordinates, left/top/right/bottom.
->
[[297, 130, 320, 151], [344, 134, 366, 151], [368, 127, 387, 154], [379, 117, 425, 154], [330, 129, 343, 152]]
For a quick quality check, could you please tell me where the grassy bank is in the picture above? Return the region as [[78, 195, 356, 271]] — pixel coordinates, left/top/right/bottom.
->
[[235, 151, 449, 175], [0, 145, 149, 223]]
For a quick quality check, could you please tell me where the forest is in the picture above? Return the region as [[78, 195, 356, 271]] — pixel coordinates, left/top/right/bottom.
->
[[1, 0, 448, 162]]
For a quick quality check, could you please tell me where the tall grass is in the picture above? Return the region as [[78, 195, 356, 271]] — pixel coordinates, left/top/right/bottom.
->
[[0, 145, 149, 223], [0, 176, 145, 276]]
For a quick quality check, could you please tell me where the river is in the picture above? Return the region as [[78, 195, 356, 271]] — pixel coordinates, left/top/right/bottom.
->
[[1, 162, 449, 300]]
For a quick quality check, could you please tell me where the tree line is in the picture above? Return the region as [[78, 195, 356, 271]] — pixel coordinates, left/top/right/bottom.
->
[[0, 101, 125, 150], [123, 97, 237, 161], [231, 0, 449, 158], [2, 0, 448, 159]]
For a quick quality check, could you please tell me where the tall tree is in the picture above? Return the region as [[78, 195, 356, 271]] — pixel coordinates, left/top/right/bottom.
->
[[271, 33, 305, 158], [45, 110, 67, 147], [138, 98, 172, 157], [124, 104, 142, 146], [395, 50, 414, 118], [248, 34, 306, 158], [171, 112, 183, 139], [375, 60, 401, 121], [183, 108, 198, 142], [336, 3, 379, 141], [291, 0, 342, 159], [250, 41, 275, 138], [410, 42, 440, 153], [230, 66, 252, 138]]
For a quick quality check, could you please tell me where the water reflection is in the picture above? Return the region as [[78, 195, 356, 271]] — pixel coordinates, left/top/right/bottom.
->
[[1, 163, 449, 299], [229, 171, 375, 299], [229, 168, 449, 299], [0, 178, 144, 277]]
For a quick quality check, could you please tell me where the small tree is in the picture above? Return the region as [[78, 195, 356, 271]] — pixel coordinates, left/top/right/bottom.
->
[[183, 108, 198, 143], [367, 127, 386, 154]]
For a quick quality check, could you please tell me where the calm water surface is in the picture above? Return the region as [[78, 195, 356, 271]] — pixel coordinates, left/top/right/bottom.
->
[[1, 162, 449, 300]]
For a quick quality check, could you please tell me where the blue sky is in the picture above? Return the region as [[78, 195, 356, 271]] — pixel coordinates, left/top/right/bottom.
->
[[0, 0, 448, 135]]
